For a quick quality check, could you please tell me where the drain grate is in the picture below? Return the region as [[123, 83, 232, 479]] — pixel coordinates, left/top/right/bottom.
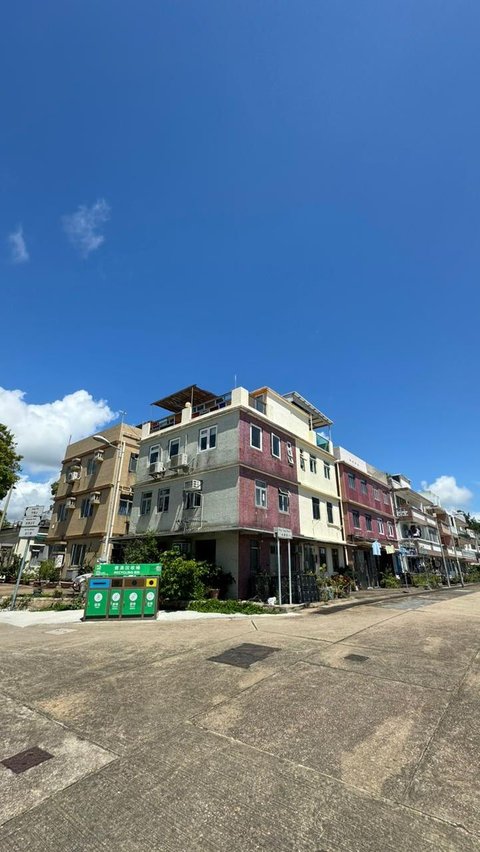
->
[[344, 653, 369, 663], [208, 643, 279, 669], [2, 747, 53, 774]]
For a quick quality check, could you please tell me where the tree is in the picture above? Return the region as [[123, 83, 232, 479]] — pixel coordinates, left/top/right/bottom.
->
[[50, 480, 59, 498], [462, 512, 480, 535], [0, 424, 22, 502], [124, 533, 161, 564]]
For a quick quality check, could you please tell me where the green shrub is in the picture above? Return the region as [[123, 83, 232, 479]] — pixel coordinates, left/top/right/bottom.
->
[[381, 575, 401, 589], [187, 598, 280, 615], [39, 559, 60, 583], [156, 551, 233, 602], [51, 596, 84, 611]]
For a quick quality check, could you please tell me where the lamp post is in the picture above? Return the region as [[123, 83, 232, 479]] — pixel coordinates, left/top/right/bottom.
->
[[93, 434, 125, 563]]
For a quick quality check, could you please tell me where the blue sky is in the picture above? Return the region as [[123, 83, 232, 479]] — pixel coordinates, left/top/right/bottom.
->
[[1, 1, 479, 516]]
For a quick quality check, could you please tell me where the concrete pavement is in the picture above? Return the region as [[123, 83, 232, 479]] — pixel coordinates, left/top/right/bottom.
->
[[0, 587, 479, 850]]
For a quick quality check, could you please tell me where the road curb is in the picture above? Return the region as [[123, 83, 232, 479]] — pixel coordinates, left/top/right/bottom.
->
[[309, 584, 478, 615]]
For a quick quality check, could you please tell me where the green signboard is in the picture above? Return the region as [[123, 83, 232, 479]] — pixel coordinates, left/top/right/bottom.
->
[[94, 563, 162, 578]]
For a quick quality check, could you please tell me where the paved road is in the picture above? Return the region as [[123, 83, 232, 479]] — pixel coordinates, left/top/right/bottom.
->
[[0, 588, 479, 851]]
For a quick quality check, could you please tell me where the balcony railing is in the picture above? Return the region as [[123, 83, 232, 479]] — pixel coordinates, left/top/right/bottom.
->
[[249, 394, 267, 415], [315, 433, 330, 451], [192, 392, 232, 418], [150, 413, 182, 434]]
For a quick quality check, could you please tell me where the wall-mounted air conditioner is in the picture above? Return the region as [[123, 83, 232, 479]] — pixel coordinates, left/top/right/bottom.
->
[[169, 453, 188, 470], [67, 471, 80, 482], [184, 479, 202, 491], [149, 461, 165, 476], [90, 492, 101, 504], [66, 498, 76, 509], [94, 450, 104, 462]]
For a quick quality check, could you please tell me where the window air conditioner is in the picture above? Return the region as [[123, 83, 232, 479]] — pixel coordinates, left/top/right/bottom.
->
[[184, 479, 202, 491], [66, 498, 76, 509], [90, 492, 101, 504], [94, 450, 104, 462], [67, 471, 80, 482]]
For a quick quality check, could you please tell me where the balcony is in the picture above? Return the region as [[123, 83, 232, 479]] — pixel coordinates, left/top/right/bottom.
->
[[249, 393, 267, 415], [150, 413, 182, 434]]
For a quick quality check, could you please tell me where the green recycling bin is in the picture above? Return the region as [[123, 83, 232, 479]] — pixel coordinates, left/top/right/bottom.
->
[[85, 579, 110, 618], [143, 588, 158, 617], [121, 588, 144, 617], [108, 589, 122, 617]]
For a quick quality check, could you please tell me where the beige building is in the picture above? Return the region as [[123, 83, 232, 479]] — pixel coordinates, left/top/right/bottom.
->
[[47, 423, 141, 576]]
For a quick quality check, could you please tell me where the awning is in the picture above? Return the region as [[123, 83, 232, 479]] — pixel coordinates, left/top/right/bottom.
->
[[151, 385, 219, 412]]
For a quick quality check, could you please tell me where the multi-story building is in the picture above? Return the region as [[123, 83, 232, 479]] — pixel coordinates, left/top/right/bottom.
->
[[334, 447, 399, 587], [126, 384, 345, 600], [389, 475, 444, 574], [450, 511, 479, 574], [47, 423, 141, 576]]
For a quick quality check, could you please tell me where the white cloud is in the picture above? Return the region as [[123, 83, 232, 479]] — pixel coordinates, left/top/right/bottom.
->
[[4, 476, 55, 521], [62, 198, 110, 257], [8, 225, 29, 264], [0, 387, 116, 474], [421, 475, 473, 509]]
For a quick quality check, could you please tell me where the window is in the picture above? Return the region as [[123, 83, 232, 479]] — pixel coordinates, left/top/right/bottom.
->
[[299, 450, 306, 471], [286, 442, 294, 465], [271, 433, 281, 459], [332, 549, 339, 572], [387, 521, 394, 537], [377, 518, 384, 535], [140, 492, 152, 515], [149, 445, 160, 464], [365, 514, 372, 531], [80, 498, 93, 518], [184, 491, 201, 509], [348, 473, 356, 490], [169, 438, 180, 458], [327, 502, 334, 524], [352, 510, 360, 528], [86, 457, 96, 475], [119, 499, 132, 516], [157, 488, 170, 512], [250, 424, 262, 450], [373, 488, 380, 502], [278, 489, 289, 513], [129, 453, 138, 473], [57, 503, 67, 522], [312, 497, 320, 520], [199, 426, 217, 452], [383, 492, 390, 506], [71, 543, 86, 566], [324, 463, 331, 479], [255, 480, 267, 508], [309, 455, 317, 474], [360, 479, 368, 495], [319, 546, 327, 567]]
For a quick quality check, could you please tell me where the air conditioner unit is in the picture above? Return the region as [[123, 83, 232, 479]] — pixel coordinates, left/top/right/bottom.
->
[[70, 457, 81, 468], [120, 486, 133, 497], [169, 453, 188, 470], [67, 471, 80, 482], [94, 450, 104, 462], [184, 479, 202, 491], [66, 498, 76, 509], [149, 461, 165, 476], [90, 492, 101, 504]]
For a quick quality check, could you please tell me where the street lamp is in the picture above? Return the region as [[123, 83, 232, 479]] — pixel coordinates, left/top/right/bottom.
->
[[93, 434, 125, 563]]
